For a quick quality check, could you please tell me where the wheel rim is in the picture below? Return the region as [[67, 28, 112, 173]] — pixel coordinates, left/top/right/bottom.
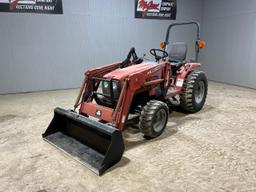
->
[[153, 109, 167, 132], [195, 81, 205, 104]]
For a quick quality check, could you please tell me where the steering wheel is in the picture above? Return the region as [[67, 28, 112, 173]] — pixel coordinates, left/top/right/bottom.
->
[[150, 49, 168, 61]]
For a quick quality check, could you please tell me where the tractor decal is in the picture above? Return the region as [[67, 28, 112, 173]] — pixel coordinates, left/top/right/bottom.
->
[[147, 65, 162, 75]]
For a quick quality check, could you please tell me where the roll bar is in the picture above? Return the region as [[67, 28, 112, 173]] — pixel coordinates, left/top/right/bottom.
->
[[164, 21, 201, 62]]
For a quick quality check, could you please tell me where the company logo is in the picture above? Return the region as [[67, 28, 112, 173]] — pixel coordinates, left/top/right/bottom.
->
[[95, 110, 102, 117], [137, 0, 161, 17], [10, 0, 36, 10], [135, 0, 177, 20], [0, 0, 63, 14]]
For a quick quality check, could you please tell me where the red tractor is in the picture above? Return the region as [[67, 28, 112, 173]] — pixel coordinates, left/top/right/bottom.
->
[[43, 21, 208, 175]]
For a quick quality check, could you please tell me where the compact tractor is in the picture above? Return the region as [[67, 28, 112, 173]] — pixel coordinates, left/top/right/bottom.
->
[[43, 21, 208, 175]]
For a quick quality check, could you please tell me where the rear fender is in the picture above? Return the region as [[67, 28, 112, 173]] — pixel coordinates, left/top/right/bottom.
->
[[166, 63, 201, 99], [178, 63, 201, 79], [176, 63, 201, 88]]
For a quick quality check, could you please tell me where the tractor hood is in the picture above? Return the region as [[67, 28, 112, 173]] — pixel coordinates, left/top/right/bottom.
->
[[103, 62, 158, 80]]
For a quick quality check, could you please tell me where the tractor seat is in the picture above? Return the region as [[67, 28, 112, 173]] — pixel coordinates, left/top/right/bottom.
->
[[169, 42, 187, 64]]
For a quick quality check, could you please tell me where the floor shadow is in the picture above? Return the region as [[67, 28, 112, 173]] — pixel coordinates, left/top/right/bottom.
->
[[104, 156, 131, 175], [123, 110, 203, 151], [170, 104, 215, 114], [200, 104, 215, 113], [104, 106, 214, 173], [0, 114, 18, 123]]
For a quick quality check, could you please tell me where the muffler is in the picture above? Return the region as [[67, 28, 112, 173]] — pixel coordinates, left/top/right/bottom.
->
[[42, 107, 124, 176]]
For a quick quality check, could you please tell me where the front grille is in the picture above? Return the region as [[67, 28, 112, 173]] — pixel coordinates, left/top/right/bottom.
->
[[92, 77, 120, 108]]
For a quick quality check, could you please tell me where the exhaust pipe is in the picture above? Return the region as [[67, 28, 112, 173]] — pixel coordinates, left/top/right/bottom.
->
[[42, 108, 125, 176]]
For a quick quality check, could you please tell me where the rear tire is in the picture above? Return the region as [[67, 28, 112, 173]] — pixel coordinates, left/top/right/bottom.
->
[[139, 100, 169, 138], [180, 71, 208, 113]]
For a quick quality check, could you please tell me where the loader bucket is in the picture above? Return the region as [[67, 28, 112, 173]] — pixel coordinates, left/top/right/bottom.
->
[[42, 107, 125, 176]]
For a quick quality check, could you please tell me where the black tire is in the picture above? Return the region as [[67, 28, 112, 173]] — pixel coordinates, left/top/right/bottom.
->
[[139, 100, 169, 138], [180, 71, 208, 113]]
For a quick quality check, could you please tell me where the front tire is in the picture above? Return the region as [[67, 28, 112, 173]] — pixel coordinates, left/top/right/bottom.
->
[[180, 71, 208, 113], [139, 100, 169, 138]]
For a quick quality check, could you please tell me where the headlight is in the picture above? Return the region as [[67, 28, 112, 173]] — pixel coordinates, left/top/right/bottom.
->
[[112, 81, 120, 100], [101, 80, 120, 100], [112, 81, 118, 90], [103, 81, 109, 89]]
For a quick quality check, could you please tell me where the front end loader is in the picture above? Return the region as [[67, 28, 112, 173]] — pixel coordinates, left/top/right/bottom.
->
[[43, 21, 207, 175]]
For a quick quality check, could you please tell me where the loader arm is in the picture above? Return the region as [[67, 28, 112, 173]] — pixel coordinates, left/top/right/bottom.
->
[[113, 73, 147, 129], [165, 62, 201, 99]]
